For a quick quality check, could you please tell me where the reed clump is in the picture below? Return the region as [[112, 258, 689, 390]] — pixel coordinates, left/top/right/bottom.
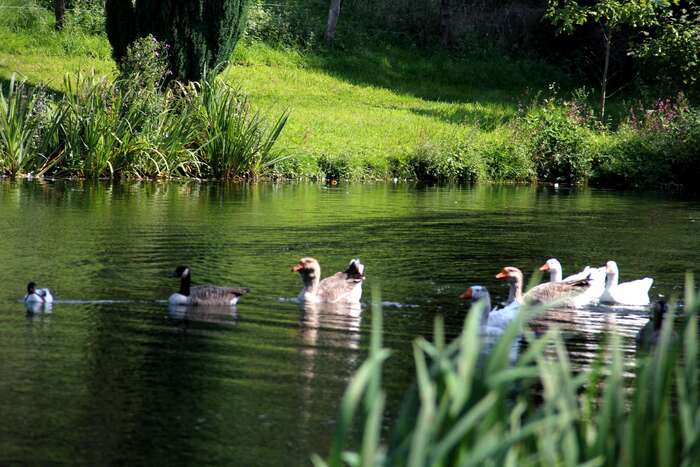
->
[[0, 71, 288, 179], [314, 280, 700, 466]]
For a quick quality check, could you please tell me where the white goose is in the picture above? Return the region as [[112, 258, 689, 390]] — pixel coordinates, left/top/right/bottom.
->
[[292, 257, 365, 304], [539, 258, 593, 283], [599, 260, 653, 306], [24, 282, 54, 304], [460, 285, 520, 334]]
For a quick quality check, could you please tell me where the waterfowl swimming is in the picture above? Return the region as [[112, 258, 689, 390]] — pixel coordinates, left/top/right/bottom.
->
[[599, 260, 653, 306], [460, 285, 520, 334], [496, 266, 603, 308], [636, 297, 673, 350], [539, 258, 593, 283], [169, 265, 249, 306], [23, 282, 53, 304], [292, 257, 365, 304]]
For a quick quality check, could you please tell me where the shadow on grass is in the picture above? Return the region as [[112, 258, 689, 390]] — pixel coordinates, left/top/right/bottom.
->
[[303, 44, 568, 106], [0, 71, 65, 100]]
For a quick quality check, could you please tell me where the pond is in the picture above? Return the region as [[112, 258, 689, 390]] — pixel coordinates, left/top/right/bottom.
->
[[0, 180, 698, 465]]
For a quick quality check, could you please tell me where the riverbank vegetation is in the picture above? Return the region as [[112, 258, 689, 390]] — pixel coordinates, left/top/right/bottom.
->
[[0, 0, 699, 186], [314, 282, 700, 466]]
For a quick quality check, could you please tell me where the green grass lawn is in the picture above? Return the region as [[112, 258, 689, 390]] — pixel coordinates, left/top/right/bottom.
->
[[224, 41, 568, 168], [0, 3, 571, 176]]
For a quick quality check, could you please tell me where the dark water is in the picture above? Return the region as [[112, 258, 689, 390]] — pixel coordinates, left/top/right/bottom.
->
[[1, 180, 698, 465]]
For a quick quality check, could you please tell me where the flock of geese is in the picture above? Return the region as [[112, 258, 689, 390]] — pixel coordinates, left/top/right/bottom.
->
[[24, 256, 653, 321]]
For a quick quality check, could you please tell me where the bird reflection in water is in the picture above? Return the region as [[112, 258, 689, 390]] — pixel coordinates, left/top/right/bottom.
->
[[167, 304, 240, 326]]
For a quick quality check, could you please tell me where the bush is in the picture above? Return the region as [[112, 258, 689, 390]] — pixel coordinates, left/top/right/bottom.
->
[[521, 93, 594, 184], [396, 141, 486, 182]]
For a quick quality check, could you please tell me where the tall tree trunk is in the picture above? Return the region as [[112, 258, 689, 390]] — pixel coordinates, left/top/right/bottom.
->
[[440, 0, 451, 46], [600, 24, 611, 119], [54, 0, 65, 31], [324, 0, 342, 46]]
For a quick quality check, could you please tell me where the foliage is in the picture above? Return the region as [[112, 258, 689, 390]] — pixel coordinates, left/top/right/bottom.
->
[[196, 78, 288, 178], [314, 280, 700, 466], [0, 75, 43, 174], [105, 0, 250, 82], [634, 4, 700, 96], [522, 91, 595, 183]]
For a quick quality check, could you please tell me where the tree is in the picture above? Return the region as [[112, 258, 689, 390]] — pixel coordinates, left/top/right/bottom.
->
[[547, 0, 667, 118], [54, 0, 65, 31], [105, 0, 250, 82], [324, 0, 342, 46]]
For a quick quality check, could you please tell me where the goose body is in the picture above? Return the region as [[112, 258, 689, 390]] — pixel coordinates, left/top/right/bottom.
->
[[23, 282, 53, 304], [496, 266, 603, 308], [169, 266, 249, 306], [460, 285, 520, 334], [600, 261, 653, 306], [292, 257, 365, 304]]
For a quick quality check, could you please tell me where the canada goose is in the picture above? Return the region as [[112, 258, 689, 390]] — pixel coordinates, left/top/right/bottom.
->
[[496, 266, 603, 308], [169, 265, 249, 306], [24, 282, 53, 304], [292, 257, 364, 304], [600, 260, 653, 306]]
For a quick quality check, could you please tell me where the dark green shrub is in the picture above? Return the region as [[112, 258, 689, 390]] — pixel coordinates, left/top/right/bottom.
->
[[399, 141, 485, 182], [523, 100, 593, 183], [483, 138, 535, 182], [105, 0, 250, 82]]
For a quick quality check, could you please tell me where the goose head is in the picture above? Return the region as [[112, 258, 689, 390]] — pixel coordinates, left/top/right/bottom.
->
[[495, 267, 524, 285], [27, 282, 37, 294], [460, 285, 492, 323], [171, 265, 191, 279], [344, 258, 365, 280], [539, 258, 562, 282], [496, 266, 524, 304], [292, 257, 321, 289]]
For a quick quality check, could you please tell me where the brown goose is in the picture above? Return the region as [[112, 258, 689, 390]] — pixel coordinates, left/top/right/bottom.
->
[[169, 265, 249, 306], [292, 257, 365, 304], [496, 266, 598, 308]]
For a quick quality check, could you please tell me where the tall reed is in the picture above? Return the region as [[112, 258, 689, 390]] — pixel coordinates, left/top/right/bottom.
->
[[196, 78, 289, 179], [314, 279, 700, 466], [0, 75, 41, 175]]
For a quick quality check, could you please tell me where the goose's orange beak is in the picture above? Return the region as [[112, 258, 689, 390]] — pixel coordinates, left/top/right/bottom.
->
[[539, 263, 550, 271], [292, 262, 304, 272], [495, 269, 508, 280], [459, 288, 473, 300]]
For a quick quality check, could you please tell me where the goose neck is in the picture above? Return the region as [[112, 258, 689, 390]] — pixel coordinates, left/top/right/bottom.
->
[[179, 273, 191, 297]]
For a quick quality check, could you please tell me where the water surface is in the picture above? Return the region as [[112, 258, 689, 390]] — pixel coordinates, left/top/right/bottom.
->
[[1, 181, 698, 465]]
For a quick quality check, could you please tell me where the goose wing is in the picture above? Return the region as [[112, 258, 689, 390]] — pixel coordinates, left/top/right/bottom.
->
[[318, 271, 364, 304], [524, 277, 590, 306], [190, 285, 250, 306]]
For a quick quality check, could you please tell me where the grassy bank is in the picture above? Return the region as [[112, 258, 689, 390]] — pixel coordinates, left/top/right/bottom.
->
[[0, 4, 698, 185]]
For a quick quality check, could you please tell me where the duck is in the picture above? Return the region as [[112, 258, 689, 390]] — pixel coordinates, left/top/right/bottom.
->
[[460, 285, 520, 334], [539, 258, 593, 283], [599, 260, 653, 306], [496, 266, 604, 308], [292, 257, 365, 304], [169, 265, 249, 306], [23, 282, 54, 304], [636, 297, 668, 350]]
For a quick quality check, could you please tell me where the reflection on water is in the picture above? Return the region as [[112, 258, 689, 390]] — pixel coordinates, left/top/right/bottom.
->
[[0, 180, 699, 465]]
